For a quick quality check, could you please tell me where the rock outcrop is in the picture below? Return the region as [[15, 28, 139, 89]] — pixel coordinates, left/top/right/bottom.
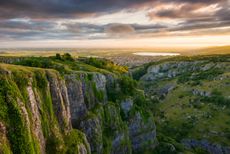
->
[[65, 72, 157, 154], [182, 139, 230, 154], [0, 65, 90, 154], [0, 63, 157, 154]]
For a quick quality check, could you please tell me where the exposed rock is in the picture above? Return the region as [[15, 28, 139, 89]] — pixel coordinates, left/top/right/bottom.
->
[[80, 115, 103, 154], [0, 61, 158, 154], [158, 84, 175, 97], [27, 79, 45, 153], [0, 122, 12, 153], [201, 63, 215, 71], [111, 133, 131, 154], [78, 143, 90, 154], [121, 98, 133, 116], [47, 71, 72, 133], [142, 61, 206, 81], [104, 103, 123, 130], [192, 89, 211, 97], [104, 102, 132, 154], [148, 65, 161, 74], [128, 112, 157, 152], [92, 73, 107, 103], [65, 74, 88, 127], [80, 73, 107, 110], [182, 139, 230, 154], [16, 98, 34, 141], [0, 56, 25, 64]]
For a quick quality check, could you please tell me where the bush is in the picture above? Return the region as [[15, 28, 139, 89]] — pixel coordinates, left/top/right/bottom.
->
[[201, 90, 230, 107], [119, 76, 137, 96], [83, 57, 128, 74], [65, 129, 89, 154], [55, 53, 62, 60], [62, 53, 74, 61], [14, 57, 52, 68]]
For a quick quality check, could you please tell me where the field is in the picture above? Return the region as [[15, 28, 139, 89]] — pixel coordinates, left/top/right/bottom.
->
[[1, 46, 229, 67]]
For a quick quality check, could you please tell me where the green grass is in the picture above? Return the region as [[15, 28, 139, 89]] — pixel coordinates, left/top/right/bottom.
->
[[139, 54, 230, 153]]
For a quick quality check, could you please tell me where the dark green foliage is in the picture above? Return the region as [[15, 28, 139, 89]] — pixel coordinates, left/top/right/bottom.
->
[[55, 53, 62, 60], [85, 57, 107, 68], [46, 133, 65, 154], [155, 133, 185, 153], [152, 142, 177, 154], [87, 74, 93, 81], [159, 119, 194, 141], [0, 76, 35, 154], [107, 76, 139, 103], [178, 68, 223, 83], [34, 71, 48, 89], [82, 57, 128, 74], [107, 80, 119, 102], [201, 89, 230, 107], [92, 83, 104, 102], [133, 91, 146, 108], [194, 68, 223, 81], [65, 129, 87, 154], [0, 77, 9, 122], [14, 57, 52, 68], [13, 55, 128, 75], [119, 76, 137, 96], [193, 147, 209, 154], [177, 72, 191, 83], [14, 57, 71, 74], [62, 53, 74, 61], [131, 66, 147, 81]]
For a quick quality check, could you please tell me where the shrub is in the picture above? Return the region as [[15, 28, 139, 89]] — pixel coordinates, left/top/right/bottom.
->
[[62, 53, 74, 61], [83, 57, 128, 74], [55, 53, 62, 60], [119, 76, 137, 96], [65, 129, 89, 154], [201, 90, 230, 107], [14, 58, 52, 68]]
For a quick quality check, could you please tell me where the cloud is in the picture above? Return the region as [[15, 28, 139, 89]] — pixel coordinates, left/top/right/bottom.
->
[[147, 2, 224, 19], [63, 22, 104, 33], [105, 24, 135, 35], [0, 0, 229, 42], [0, 0, 226, 19], [0, 19, 56, 31]]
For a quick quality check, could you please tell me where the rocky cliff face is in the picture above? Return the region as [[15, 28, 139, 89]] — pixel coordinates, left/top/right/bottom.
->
[[64, 72, 157, 154], [0, 65, 90, 154], [0, 62, 157, 154]]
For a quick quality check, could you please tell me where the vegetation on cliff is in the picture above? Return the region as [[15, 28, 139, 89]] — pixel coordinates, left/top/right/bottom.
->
[[0, 54, 156, 154]]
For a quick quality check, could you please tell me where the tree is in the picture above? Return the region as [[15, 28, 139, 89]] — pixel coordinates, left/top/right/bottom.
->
[[63, 53, 74, 61], [55, 53, 62, 60]]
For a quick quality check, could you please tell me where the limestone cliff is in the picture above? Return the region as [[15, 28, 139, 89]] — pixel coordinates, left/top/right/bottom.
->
[[0, 57, 157, 154], [0, 64, 90, 154]]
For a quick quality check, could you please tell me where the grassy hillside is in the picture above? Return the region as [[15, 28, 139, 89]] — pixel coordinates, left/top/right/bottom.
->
[[137, 54, 230, 153], [186, 46, 230, 55]]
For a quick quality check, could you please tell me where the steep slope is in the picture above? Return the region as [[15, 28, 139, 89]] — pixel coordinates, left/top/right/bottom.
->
[[138, 55, 230, 154], [0, 55, 157, 154], [0, 64, 90, 154]]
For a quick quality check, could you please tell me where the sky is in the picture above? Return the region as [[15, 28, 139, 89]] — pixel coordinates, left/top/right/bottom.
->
[[0, 0, 230, 48]]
